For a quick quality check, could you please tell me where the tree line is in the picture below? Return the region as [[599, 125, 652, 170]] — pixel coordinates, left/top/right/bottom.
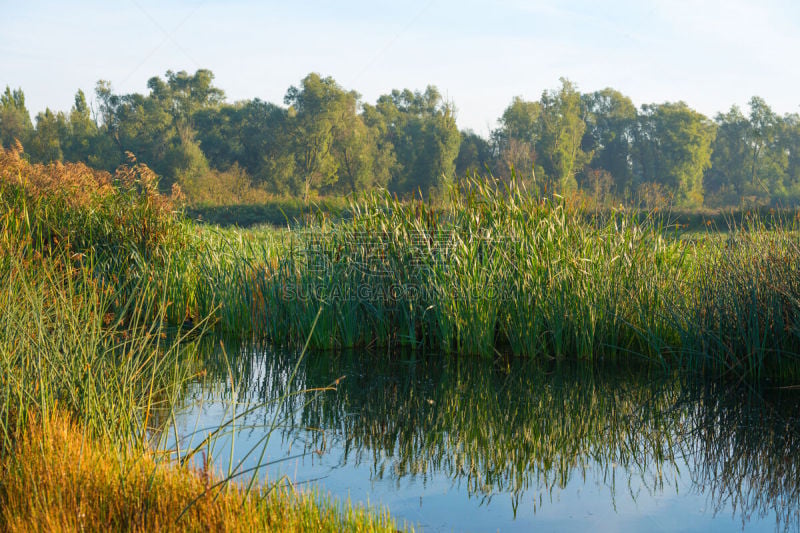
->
[[2, 69, 799, 208]]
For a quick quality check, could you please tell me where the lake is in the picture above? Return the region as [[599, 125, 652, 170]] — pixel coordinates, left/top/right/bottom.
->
[[169, 341, 800, 532]]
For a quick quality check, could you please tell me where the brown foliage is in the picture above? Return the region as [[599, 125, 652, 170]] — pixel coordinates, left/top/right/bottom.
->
[[0, 142, 114, 210]]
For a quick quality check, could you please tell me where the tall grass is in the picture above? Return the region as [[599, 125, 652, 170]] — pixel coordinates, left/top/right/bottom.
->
[[0, 144, 402, 530], [0, 411, 400, 532], [178, 176, 800, 379], [0, 144, 190, 450], [676, 217, 800, 378]]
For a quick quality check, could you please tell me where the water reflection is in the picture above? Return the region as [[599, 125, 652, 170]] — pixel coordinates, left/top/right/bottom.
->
[[172, 341, 800, 531]]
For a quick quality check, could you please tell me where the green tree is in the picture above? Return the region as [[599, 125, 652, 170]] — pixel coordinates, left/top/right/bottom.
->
[[62, 90, 99, 163], [148, 69, 224, 145], [94, 70, 223, 188], [238, 99, 296, 194], [633, 102, 716, 208], [330, 110, 385, 194], [0, 87, 33, 149], [581, 88, 637, 196], [745, 96, 787, 201], [28, 108, 67, 163], [492, 97, 541, 184], [285, 73, 361, 199], [783, 113, 800, 201], [455, 130, 492, 178], [536, 79, 591, 194], [361, 103, 397, 191], [705, 106, 750, 205], [369, 86, 460, 197], [192, 103, 244, 171]]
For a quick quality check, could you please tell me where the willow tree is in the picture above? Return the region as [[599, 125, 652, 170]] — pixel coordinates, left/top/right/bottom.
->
[[0, 87, 33, 149], [285, 73, 364, 199], [536, 78, 591, 194], [633, 102, 716, 208]]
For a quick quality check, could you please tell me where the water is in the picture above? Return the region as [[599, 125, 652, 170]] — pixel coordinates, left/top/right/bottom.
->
[[169, 342, 800, 532]]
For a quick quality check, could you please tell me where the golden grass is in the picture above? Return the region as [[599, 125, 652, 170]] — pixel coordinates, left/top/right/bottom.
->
[[0, 412, 403, 532]]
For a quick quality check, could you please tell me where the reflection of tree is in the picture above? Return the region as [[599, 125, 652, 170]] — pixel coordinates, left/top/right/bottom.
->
[[187, 343, 800, 529]]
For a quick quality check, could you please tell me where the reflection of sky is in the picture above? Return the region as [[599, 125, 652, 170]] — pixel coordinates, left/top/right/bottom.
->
[[167, 350, 796, 533], [3, 0, 800, 136]]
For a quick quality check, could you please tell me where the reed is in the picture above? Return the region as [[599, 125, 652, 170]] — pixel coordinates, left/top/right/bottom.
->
[[179, 175, 800, 378]]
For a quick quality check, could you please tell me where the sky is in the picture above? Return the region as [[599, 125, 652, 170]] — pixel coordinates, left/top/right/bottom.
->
[[2, 0, 799, 136]]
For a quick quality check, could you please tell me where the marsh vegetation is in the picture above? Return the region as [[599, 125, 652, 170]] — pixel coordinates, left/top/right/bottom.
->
[[1, 142, 800, 530]]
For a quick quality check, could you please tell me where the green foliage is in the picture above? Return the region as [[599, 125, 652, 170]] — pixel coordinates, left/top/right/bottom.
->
[[285, 73, 353, 197], [0, 87, 33, 149], [537, 78, 592, 193], [367, 86, 460, 197], [581, 88, 637, 197], [8, 69, 800, 208], [0, 147, 403, 532], [455, 130, 493, 177], [173, 174, 800, 380], [633, 102, 716, 208], [186, 197, 348, 227], [492, 96, 541, 185]]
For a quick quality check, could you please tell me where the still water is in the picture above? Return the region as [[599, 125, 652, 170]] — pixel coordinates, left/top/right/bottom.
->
[[170, 342, 800, 532]]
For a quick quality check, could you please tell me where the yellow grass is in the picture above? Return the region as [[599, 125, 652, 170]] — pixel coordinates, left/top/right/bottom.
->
[[0, 412, 404, 532]]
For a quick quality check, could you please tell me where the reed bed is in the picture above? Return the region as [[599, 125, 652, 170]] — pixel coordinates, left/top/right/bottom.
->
[[6, 141, 799, 378], [184, 178, 800, 379]]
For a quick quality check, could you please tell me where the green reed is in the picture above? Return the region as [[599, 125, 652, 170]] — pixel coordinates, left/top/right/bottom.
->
[[174, 176, 800, 378]]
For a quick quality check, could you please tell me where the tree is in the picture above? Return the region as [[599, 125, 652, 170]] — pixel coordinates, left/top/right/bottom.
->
[[237, 99, 296, 194], [745, 96, 787, 200], [633, 102, 716, 208], [705, 106, 750, 205], [536, 78, 591, 194], [93, 70, 224, 188], [285, 73, 360, 199], [783, 113, 800, 201], [28, 108, 67, 163], [0, 87, 33, 149], [331, 110, 387, 194], [492, 97, 541, 184], [455, 130, 492, 178], [360, 103, 397, 191], [148, 69, 224, 144], [62, 90, 99, 163], [369, 86, 460, 197], [193, 103, 244, 171], [581, 88, 637, 196]]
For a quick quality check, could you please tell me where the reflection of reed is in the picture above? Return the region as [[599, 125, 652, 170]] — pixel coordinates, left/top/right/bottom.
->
[[680, 382, 800, 531], [190, 342, 800, 528]]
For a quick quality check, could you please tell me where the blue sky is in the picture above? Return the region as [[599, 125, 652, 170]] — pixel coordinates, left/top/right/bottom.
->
[[2, 0, 799, 135]]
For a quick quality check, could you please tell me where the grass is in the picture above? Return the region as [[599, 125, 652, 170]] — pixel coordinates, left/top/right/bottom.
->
[[0, 144, 404, 531], [0, 411, 400, 532], [7, 139, 798, 377]]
